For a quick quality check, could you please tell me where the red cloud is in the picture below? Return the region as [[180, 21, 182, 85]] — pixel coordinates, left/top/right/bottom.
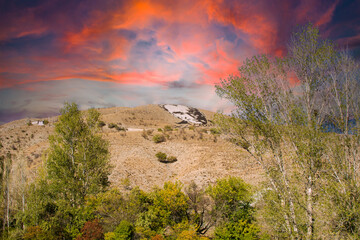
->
[[0, 0, 351, 91]]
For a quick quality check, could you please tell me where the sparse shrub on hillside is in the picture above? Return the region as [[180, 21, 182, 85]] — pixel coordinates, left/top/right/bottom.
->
[[27, 120, 32, 126], [142, 129, 148, 139], [108, 123, 126, 131], [200, 128, 208, 133], [166, 156, 177, 163], [121, 177, 131, 190], [158, 128, 163, 132], [155, 152, 177, 163], [98, 121, 106, 128], [210, 128, 220, 135], [142, 129, 154, 139], [153, 134, 165, 143], [189, 125, 195, 131], [30, 134, 34, 139], [43, 119, 49, 125], [164, 125, 173, 132], [115, 125, 126, 131], [155, 152, 167, 162], [0, 141, 2, 148]]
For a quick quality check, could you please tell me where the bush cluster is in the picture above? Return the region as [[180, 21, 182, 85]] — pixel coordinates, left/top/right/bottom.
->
[[108, 123, 126, 131], [155, 152, 177, 163], [153, 134, 165, 143], [98, 121, 106, 128], [210, 128, 220, 135], [164, 125, 173, 132], [76, 219, 104, 240], [155, 152, 167, 162]]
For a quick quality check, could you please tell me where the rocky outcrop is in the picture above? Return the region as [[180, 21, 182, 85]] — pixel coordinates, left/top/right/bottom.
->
[[160, 104, 207, 125]]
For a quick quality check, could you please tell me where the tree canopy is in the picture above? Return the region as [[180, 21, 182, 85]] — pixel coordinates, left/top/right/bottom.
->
[[215, 23, 360, 239]]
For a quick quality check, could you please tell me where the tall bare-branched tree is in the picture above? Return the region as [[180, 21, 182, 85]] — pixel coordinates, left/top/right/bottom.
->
[[215, 24, 360, 239]]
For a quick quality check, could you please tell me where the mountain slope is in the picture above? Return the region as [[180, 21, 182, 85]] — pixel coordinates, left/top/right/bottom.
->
[[0, 104, 263, 190]]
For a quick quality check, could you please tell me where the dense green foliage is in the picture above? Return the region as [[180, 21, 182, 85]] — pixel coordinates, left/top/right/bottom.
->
[[155, 152, 177, 163], [113, 220, 135, 240], [155, 152, 167, 162], [214, 220, 259, 240], [84, 178, 256, 240], [152, 134, 166, 143], [18, 103, 111, 239]]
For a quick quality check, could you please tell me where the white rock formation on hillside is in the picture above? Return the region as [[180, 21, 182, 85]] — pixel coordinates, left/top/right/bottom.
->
[[160, 104, 207, 125]]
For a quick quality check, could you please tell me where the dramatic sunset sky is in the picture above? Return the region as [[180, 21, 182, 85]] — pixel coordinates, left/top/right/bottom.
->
[[1, 0, 359, 123]]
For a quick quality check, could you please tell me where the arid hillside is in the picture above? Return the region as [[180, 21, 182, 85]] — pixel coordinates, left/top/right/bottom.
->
[[0, 104, 263, 190]]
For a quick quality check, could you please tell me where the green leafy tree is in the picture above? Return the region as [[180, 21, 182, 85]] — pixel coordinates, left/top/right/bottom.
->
[[137, 182, 188, 232], [87, 187, 149, 233], [113, 220, 135, 240], [207, 177, 257, 239], [1, 152, 12, 236], [214, 219, 259, 240], [24, 103, 111, 239], [207, 177, 253, 222], [215, 23, 359, 239], [185, 182, 213, 235], [47, 104, 110, 206]]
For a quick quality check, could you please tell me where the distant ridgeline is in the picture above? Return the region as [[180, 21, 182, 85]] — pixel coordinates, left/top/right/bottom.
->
[[160, 104, 207, 125]]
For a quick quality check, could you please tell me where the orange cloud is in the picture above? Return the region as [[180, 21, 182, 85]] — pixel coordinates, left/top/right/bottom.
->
[[206, 1, 278, 54], [0, 0, 354, 92]]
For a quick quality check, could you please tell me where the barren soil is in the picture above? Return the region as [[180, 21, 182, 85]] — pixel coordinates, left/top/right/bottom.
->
[[0, 105, 264, 190]]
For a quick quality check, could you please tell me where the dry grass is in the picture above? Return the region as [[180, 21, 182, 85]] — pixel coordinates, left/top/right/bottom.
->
[[0, 105, 264, 190]]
